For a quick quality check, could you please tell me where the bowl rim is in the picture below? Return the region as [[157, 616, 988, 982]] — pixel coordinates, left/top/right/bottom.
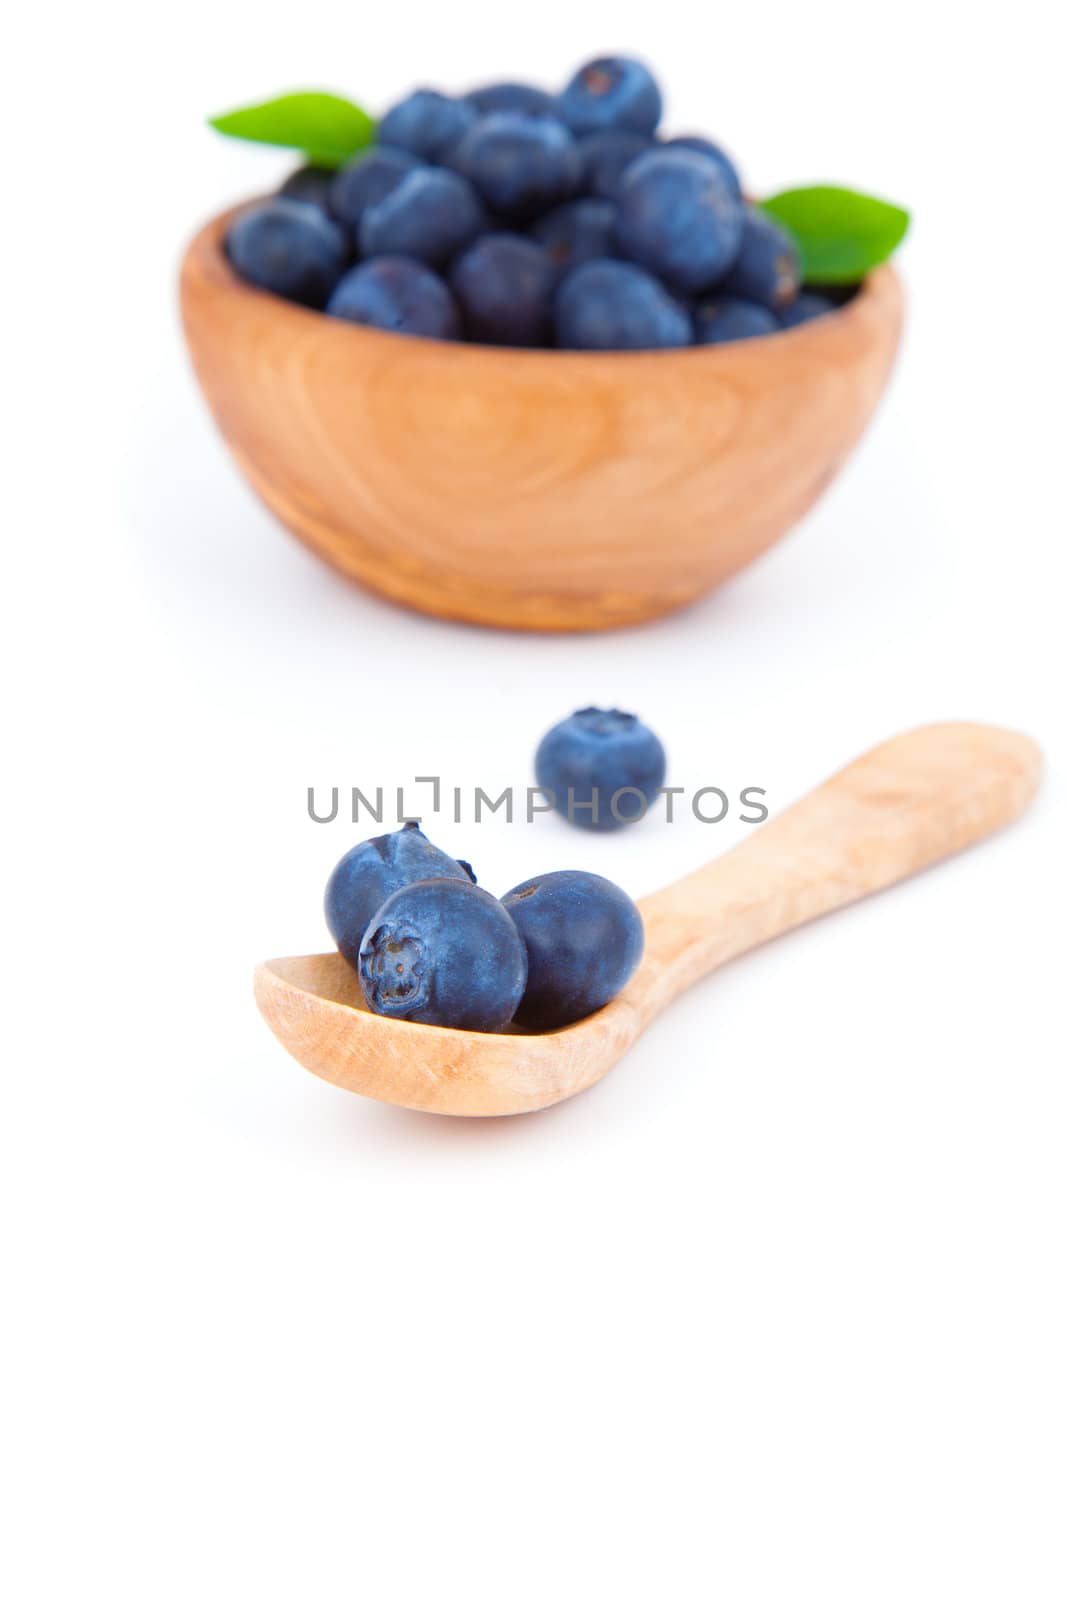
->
[[183, 198, 901, 368]]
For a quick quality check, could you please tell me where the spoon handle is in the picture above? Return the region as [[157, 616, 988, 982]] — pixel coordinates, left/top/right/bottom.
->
[[632, 723, 1041, 1016]]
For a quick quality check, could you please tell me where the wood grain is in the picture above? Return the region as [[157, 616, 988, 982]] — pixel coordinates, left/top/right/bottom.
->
[[255, 723, 1041, 1116], [181, 204, 904, 632]]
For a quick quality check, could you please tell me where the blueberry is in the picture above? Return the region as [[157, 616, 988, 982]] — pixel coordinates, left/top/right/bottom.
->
[[558, 56, 662, 137], [377, 89, 477, 162], [359, 167, 485, 267], [326, 821, 475, 969], [327, 258, 461, 340], [534, 707, 667, 828], [694, 296, 778, 344], [577, 130, 652, 199], [450, 233, 556, 347], [532, 198, 618, 271], [665, 136, 743, 200], [778, 291, 836, 329], [278, 164, 335, 212], [503, 871, 644, 1030], [453, 111, 581, 223], [359, 879, 527, 1032], [555, 260, 691, 352], [717, 209, 801, 310], [328, 146, 421, 233], [466, 81, 556, 118], [226, 199, 347, 308], [615, 148, 744, 293]]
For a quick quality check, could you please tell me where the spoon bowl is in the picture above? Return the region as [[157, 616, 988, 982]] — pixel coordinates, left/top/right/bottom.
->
[[181, 205, 904, 632], [256, 723, 1041, 1115]]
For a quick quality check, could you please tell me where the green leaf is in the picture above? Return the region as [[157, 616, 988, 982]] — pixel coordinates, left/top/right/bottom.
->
[[759, 185, 910, 285], [208, 91, 376, 169]]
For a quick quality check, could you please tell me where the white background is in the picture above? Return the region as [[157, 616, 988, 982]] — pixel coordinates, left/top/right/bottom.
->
[[5, 2, 1065, 1594]]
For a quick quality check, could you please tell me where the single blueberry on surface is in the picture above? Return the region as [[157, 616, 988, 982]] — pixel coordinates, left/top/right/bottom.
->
[[717, 209, 801, 309], [358, 879, 527, 1033], [377, 89, 477, 161], [534, 707, 667, 829], [577, 130, 652, 198], [453, 111, 581, 223], [358, 167, 485, 267], [466, 81, 556, 117], [278, 164, 335, 212], [778, 291, 836, 329], [503, 870, 644, 1030], [555, 259, 691, 351], [558, 56, 662, 137], [694, 296, 778, 344], [325, 821, 475, 969], [226, 199, 347, 308], [327, 258, 461, 340], [328, 146, 421, 233], [450, 233, 556, 347], [665, 136, 743, 200], [615, 148, 744, 293], [532, 198, 618, 270]]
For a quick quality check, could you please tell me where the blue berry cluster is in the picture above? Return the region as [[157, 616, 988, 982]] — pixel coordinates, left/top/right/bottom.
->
[[226, 56, 836, 350], [324, 704, 661, 1031]]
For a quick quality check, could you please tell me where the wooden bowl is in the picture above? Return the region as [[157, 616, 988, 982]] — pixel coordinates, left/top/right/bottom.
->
[[180, 206, 904, 632]]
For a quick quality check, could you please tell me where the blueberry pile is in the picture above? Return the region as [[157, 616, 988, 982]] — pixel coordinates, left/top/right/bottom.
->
[[323, 703, 663, 1032], [326, 822, 644, 1033], [226, 55, 837, 350]]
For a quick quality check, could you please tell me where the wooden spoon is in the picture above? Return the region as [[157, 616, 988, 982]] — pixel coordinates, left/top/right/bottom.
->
[[255, 723, 1040, 1117]]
